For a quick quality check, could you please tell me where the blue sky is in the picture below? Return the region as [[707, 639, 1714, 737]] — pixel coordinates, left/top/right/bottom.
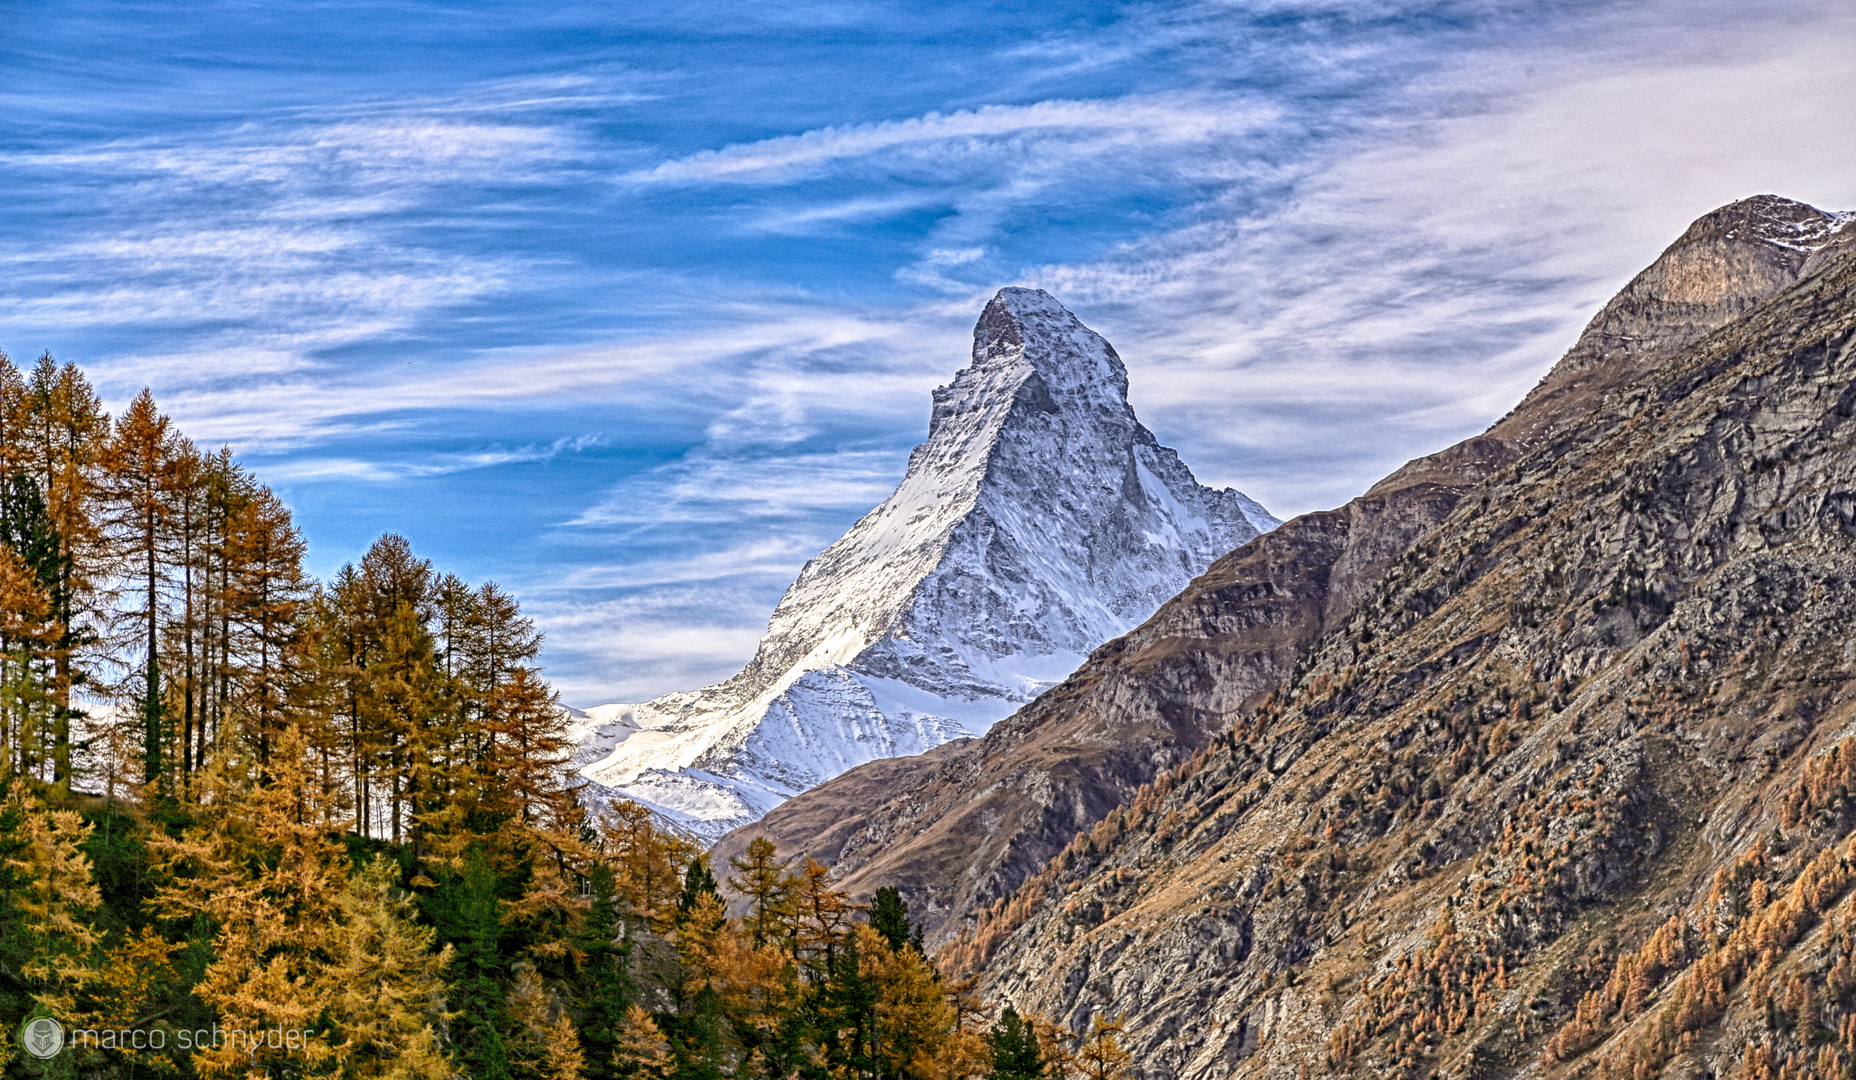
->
[[3, 0, 1853, 704]]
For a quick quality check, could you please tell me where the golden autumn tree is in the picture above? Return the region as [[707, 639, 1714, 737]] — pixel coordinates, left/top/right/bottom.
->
[[221, 479, 315, 767], [0, 545, 58, 783], [506, 961, 586, 1080], [1032, 1014, 1078, 1080], [102, 388, 179, 789], [21, 353, 108, 792], [864, 922, 967, 1080], [1074, 1015, 1132, 1080], [160, 434, 207, 785], [600, 799, 697, 932], [795, 857, 855, 976], [612, 1004, 675, 1079], [4, 790, 103, 1020], [87, 925, 180, 1032], [325, 857, 455, 1080], [154, 724, 350, 1078], [668, 891, 738, 1076], [682, 894, 799, 1070], [730, 836, 797, 949]]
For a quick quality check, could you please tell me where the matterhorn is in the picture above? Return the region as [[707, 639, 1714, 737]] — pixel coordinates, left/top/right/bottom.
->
[[570, 288, 1277, 837]]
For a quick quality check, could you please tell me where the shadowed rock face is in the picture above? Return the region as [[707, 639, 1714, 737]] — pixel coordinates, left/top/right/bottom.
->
[[713, 196, 1854, 954]]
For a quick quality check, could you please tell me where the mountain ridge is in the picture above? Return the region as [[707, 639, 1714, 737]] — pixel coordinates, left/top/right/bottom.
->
[[963, 208, 1856, 1080]]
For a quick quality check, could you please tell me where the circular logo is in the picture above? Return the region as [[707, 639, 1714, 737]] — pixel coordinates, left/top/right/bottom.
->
[[21, 1016, 63, 1059]]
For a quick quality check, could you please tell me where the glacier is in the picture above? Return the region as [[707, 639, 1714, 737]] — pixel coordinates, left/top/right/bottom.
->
[[571, 287, 1278, 839]]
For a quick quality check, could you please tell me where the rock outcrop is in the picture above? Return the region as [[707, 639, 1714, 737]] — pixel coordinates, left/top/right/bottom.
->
[[574, 288, 1274, 838]]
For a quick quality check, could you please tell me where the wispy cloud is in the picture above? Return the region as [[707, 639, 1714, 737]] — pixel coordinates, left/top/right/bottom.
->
[[747, 194, 946, 235], [569, 447, 908, 529], [525, 588, 775, 705], [267, 434, 609, 483], [118, 303, 960, 456], [1, 88, 611, 439], [525, 525, 880, 704], [626, 95, 1277, 186], [12, 118, 571, 185]]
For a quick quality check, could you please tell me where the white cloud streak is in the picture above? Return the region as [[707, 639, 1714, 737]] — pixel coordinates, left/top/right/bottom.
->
[[120, 303, 962, 455], [265, 434, 609, 482], [626, 95, 1278, 186]]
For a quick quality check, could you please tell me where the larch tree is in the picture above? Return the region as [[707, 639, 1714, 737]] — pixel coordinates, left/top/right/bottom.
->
[[1031, 1015, 1078, 1080], [729, 836, 796, 950], [192, 447, 251, 769], [602, 799, 697, 931], [0, 544, 56, 783], [222, 480, 313, 766], [326, 856, 456, 1080], [506, 961, 586, 1080], [103, 388, 178, 789], [350, 535, 441, 849], [1073, 1015, 1131, 1080], [3, 790, 103, 1022], [793, 857, 854, 976], [161, 436, 205, 783], [611, 1004, 674, 1080], [666, 891, 735, 1080], [22, 354, 107, 791], [0, 356, 54, 784], [866, 922, 970, 1080], [153, 724, 350, 1079]]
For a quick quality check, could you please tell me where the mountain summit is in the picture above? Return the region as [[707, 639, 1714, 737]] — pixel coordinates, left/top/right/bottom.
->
[[572, 288, 1277, 837]]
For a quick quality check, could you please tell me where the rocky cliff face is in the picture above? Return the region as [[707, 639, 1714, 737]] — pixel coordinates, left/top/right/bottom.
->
[[964, 213, 1856, 1080], [716, 196, 1854, 949], [574, 288, 1274, 838], [1491, 193, 1855, 443]]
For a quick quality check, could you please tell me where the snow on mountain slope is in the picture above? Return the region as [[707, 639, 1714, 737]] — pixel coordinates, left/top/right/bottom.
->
[[573, 288, 1278, 838]]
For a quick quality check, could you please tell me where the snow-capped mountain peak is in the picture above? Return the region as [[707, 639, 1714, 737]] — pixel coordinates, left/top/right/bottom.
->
[[573, 287, 1277, 838]]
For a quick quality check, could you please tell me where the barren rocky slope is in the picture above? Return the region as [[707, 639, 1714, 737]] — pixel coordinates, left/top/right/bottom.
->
[[958, 215, 1856, 1080], [715, 196, 1854, 952]]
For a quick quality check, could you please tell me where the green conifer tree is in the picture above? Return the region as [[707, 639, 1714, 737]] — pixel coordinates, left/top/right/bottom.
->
[[821, 931, 879, 1079], [677, 854, 721, 924], [988, 1005, 1047, 1080], [426, 845, 513, 1080], [576, 862, 634, 1079], [869, 886, 912, 953]]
